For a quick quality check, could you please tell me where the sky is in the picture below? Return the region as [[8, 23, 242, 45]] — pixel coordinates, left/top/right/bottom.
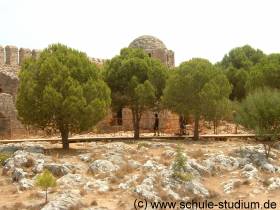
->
[[1, 0, 280, 66]]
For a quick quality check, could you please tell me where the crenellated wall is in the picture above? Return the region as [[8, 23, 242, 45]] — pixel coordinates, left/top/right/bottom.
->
[[0, 45, 42, 66], [0, 44, 106, 67]]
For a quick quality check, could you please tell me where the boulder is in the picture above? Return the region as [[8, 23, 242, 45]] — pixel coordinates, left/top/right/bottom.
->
[[32, 159, 45, 173], [241, 164, 258, 180], [92, 180, 109, 192], [204, 154, 239, 171], [127, 160, 141, 169], [260, 162, 279, 173], [134, 176, 160, 201], [88, 160, 118, 174], [13, 150, 29, 167], [118, 175, 139, 190], [57, 173, 88, 188], [267, 177, 280, 190], [143, 160, 165, 171], [19, 178, 34, 190], [223, 179, 242, 194], [12, 168, 27, 182], [44, 163, 75, 177], [0, 144, 22, 153], [41, 190, 82, 210], [188, 159, 211, 176], [24, 144, 44, 153], [184, 180, 209, 198], [79, 153, 92, 162]]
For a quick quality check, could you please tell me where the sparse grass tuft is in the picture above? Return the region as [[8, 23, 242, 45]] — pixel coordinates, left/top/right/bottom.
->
[[190, 149, 205, 159], [137, 142, 150, 149], [173, 171, 193, 182]]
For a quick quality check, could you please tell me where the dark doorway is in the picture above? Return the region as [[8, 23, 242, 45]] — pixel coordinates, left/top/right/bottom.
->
[[116, 108, 123, 125], [0, 113, 11, 138]]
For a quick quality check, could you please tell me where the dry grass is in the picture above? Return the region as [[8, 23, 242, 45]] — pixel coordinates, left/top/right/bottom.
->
[[79, 187, 87, 196], [24, 156, 35, 168], [115, 162, 134, 179], [11, 202, 26, 210], [28, 191, 44, 199], [189, 149, 205, 159], [90, 149, 105, 160], [91, 200, 98, 206]]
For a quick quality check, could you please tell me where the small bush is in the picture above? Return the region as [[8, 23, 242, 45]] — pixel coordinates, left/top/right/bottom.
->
[[137, 142, 150, 149], [172, 145, 193, 182], [173, 171, 193, 182], [0, 153, 10, 166], [36, 169, 57, 203]]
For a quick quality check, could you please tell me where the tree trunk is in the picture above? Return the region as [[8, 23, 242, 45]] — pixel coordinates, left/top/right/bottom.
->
[[132, 109, 140, 139], [194, 114, 199, 140], [60, 125, 69, 150], [45, 188, 48, 203], [214, 120, 218, 134]]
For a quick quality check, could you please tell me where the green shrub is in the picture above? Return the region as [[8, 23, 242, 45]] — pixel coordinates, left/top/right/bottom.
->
[[0, 153, 10, 166], [172, 145, 193, 182], [137, 142, 150, 149], [36, 169, 57, 203]]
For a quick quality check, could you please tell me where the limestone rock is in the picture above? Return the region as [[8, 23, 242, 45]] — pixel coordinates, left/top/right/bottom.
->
[[12, 168, 27, 182], [223, 179, 242, 194], [143, 160, 165, 171], [88, 160, 118, 174], [134, 176, 160, 201], [92, 180, 109, 192], [79, 153, 92, 162], [41, 190, 82, 210], [44, 163, 75, 177], [184, 180, 209, 198], [57, 173, 88, 188], [241, 164, 258, 180], [19, 178, 34, 190], [267, 177, 280, 190]]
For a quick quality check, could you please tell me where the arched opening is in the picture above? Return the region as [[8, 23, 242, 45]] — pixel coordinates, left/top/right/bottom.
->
[[0, 112, 11, 139], [116, 108, 123, 125]]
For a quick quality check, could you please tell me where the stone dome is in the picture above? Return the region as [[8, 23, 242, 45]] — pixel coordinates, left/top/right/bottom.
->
[[129, 35, 167, 50]]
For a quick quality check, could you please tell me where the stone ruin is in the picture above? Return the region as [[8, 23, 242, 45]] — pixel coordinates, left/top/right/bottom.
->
[[0, 35, 179, 139]]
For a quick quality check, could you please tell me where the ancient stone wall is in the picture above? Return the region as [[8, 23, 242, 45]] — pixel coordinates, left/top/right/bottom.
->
[[0, 46, 4, 65], [0, 93, 25, 138], [19, 48, 32, 65]]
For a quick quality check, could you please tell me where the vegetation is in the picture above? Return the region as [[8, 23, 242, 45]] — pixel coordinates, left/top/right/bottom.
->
[[16, 44, 111, 149], [247, 53, 280, 91], [218, 45, 265, 100], [105, 48, 168, 139], [0, 153, 10, 166], [163, 58, 231, 139], [137, 142, 150, 149], [172, 145, 193, 182], [236, 88, 280, 158], [36, 169, 57, 203]]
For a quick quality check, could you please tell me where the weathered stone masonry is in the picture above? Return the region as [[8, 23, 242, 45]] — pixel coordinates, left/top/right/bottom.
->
[[0, 35, 179, 138]]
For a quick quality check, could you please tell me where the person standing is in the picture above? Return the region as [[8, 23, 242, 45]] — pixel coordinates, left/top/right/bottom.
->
[[154, 113, 160, 136]]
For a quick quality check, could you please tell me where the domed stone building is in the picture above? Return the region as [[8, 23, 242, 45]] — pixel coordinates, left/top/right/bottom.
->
[[0, 36, 179, 139], [107, 35, 178, 134], [129, 35, 175, 67]]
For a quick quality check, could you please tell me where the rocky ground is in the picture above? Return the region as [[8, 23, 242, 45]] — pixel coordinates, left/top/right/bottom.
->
[[0, 139, 280, 210]]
